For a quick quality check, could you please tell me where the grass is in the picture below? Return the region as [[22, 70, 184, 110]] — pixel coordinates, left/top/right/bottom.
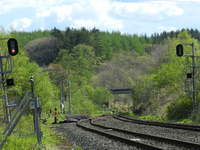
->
[[0, 112, 84, 150], [138, 115, 166, 121], [177, 119, 193, 124], [0, 115, 61, 150], [122, 112, 198, 124], [74, 146, 83, 150]]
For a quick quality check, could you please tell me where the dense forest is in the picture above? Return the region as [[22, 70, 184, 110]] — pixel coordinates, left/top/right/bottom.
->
[[9, 27, 200, 120], [1, 27, 200, 149]]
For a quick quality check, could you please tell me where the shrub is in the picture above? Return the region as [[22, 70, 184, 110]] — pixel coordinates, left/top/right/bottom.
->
[[166, 95, 192, 120]]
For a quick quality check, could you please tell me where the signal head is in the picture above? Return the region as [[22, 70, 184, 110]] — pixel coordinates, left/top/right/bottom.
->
[[176, 44, 184, 57], [7, 38, 18, 56]]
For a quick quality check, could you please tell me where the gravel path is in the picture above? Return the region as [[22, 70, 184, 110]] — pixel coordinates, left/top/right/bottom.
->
[[55, 122, 147, 150], [95, 116, 200, 144]]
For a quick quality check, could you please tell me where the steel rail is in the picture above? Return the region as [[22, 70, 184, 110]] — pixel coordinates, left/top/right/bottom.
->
[[76, 119, 164, 150], [91, 118, 200, 150], [113, 115, 200, 131]]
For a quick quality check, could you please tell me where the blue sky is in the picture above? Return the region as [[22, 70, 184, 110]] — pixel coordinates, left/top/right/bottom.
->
[[1, 0, 200, 35]]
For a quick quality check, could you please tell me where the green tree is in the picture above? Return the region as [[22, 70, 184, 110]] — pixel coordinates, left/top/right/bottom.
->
[[25, 37, 60, 65], [56, 44, 97, 83]]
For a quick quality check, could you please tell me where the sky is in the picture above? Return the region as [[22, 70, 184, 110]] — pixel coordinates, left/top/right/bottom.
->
[[0, 0, 200, 35]]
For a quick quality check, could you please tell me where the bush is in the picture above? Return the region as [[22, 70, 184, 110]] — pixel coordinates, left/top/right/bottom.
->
[[166, 95, 192, 120], [87, 86, 112, 106], [70, 88, 97, 115]]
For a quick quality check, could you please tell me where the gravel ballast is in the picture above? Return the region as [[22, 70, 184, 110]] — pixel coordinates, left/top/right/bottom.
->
[[53, 115, 200, 150], [95, 116, 200, 144], [55, 122, 147, 150]]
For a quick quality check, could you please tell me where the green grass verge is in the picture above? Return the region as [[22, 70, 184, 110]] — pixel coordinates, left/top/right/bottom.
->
[[0, 115, 60, 150]]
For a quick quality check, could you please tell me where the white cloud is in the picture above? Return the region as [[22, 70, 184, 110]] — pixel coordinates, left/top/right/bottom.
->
[[0, 0, 184, 22], [35, 0, 123, 30], [158, 26, 177, 32], [36, 11, 51, 18], [0, 0, 67, 15], [73, 19, 98, 29], [36, 4, 77, 22], [112, 1, 184, 18], [73, 18, 123, 31], [0, 0, 198, 33], [34, 0, 185, 33], [10, 18, 32, 31], [166, 0, 200, 2]]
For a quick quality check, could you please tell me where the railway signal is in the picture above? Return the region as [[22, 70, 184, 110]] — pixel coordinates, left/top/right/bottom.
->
[[176, 44, 184, 57], [7, 38, 18, 56], [176, 43, 199, 113], [0, 38, 18, 123]]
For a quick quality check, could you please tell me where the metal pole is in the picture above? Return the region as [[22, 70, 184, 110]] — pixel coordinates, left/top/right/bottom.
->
[[29, 76, 42, 146], [30, 76, 35, 98], [0, 56, 11, 122], [34, 97, 42, 145], [68, 80, 71, 114], [60, 80, 64, 113], [4, 87, 10, 122], [30, 76, 36, 131], [191, 43, 196, 111]]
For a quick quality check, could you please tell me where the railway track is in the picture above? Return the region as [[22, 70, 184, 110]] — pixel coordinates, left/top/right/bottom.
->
[[77, 118, 200, 150], [113, 114, 200, 132], [77, 119, 164, 150]]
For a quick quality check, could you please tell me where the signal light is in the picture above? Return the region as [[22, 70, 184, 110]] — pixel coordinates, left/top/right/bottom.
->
[[176, 44, 184, 57], [6, 78, 14, 86], [187, 73, 192, 79], [7, 38, 18, 56]]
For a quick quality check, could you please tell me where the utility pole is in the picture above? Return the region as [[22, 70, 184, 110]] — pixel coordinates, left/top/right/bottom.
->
[[59, 78, 71, 114], [191, 43, 197, 111], [60, 79, 65, 113], [29, 76, 42, 146], [68, 79, 71, 114]]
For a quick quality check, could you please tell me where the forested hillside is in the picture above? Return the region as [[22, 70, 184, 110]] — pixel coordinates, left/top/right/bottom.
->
[[11, 27, 198, 122], [24, 27, 148, 66], [151, 28, 200, 44], [1, 28, 200, 122]]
